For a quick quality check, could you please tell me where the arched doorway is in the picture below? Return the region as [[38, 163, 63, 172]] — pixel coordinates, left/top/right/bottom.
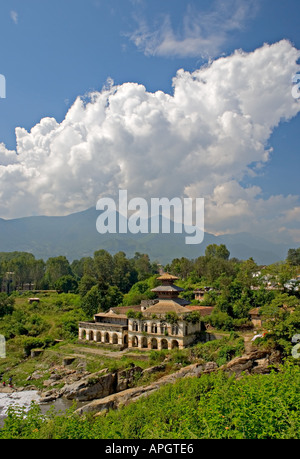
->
[[161, 339, 168, 350], [132, 336, 139, 347], [112, 333, 118, 344], [141, 337, 148, 348], [123, 334, 128, 347], [89, 330, 94, 341], [171, 340, 179, 349], [95, 331, 101, 342], [151, 338, 158, 349], [105, 332, 110, 343]]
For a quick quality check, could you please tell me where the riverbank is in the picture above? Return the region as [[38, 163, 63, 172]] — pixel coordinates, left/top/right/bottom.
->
[[0, 388, 87, 428]]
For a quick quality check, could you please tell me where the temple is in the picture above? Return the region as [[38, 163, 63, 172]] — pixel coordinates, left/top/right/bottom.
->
[[78, 273, 203, 350]]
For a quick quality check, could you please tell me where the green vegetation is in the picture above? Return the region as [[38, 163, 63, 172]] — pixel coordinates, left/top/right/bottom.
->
[[0, 244, 299, 439], [1, 363, 299, 439]]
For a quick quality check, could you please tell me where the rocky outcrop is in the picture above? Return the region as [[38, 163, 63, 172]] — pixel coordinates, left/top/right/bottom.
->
[[40, 365, 144, 403], [75, 361, 218, 416], [60, 369, 117, 402], [220, 349, 281, 377], [39, 349, 282, 411], [74, 349, 282, 416]]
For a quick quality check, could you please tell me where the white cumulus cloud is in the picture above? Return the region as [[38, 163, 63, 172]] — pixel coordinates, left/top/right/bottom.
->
[[0, 40, 300, 243]]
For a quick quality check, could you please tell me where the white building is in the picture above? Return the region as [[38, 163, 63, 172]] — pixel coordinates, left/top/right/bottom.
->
[[78, 273, 203, 350]]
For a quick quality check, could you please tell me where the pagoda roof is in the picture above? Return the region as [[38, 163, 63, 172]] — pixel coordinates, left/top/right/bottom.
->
[[156, 273, 179, 281], [151, 285, 184, 292]]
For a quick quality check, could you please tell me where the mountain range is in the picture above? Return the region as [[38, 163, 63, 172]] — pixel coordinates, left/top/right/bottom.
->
[[0, 207, 292, 265]]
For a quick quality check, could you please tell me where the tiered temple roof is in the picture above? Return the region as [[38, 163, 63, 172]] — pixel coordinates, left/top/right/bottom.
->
[[142, 272, 191, 317]]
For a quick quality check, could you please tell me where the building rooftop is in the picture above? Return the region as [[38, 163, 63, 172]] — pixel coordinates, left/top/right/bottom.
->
[[186, 306, 214, 316], [109, 305, 141, 314], [156, 273, 179, 281], [94, 312, 128, 319], [143, 299, 192, 317], [151, 285, 184, 292]]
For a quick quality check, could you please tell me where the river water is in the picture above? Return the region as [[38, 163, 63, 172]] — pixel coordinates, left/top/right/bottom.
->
[[0, 390, 82, 428]]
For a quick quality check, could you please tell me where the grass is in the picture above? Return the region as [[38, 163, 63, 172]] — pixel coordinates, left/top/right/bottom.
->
[[0, 291, 245, 391]]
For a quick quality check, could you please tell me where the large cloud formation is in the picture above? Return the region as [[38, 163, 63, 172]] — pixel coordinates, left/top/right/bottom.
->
[[0, 40, 300, 242]]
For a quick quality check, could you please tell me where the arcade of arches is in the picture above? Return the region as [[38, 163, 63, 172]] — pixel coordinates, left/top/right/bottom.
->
[[78, 273, 203, 350]]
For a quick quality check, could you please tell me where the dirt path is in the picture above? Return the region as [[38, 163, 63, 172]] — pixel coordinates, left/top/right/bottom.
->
[[70, 345, 130, 359]]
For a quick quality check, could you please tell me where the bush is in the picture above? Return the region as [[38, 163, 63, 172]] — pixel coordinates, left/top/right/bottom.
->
[[0, 293, 15, 317], [191, 335, 244, 366], [1, 363, 299, 439], [16, 336, 56, 356], [206, 311, 234, 330], [57, 309, 87, 340]]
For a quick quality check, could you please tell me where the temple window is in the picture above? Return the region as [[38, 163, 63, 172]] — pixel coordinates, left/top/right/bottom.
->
[[151, 323, 158, 333], [171, 324, 179, 335], [160, 323, 167, 334]]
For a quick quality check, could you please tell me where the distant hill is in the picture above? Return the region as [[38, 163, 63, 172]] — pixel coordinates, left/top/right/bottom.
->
[[0, 207, 290, 264]]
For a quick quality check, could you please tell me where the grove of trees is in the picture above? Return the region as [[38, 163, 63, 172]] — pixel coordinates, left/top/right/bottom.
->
[[0, 245, 299, 342]]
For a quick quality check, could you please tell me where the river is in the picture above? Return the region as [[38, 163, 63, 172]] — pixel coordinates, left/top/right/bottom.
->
[[0, 390, 84, 428]]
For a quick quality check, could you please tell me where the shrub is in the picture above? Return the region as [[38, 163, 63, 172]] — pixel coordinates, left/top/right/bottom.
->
[[2, 363, 299, 439], [0, 293, 15, 317], [16, 336, 56, 356]]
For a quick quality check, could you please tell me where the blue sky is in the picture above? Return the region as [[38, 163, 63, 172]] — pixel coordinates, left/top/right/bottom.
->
[[0, 0, 300, 245]]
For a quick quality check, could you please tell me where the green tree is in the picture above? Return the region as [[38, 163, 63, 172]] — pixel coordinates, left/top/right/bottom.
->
[[81, 284, 123, 317], [29, 259, 46, 289], [205, 244, 230, 260], [113, 251, 136, 293], [236, 258, 258, 289], [55, 275, 78, 293], [78, 274, 97, 298], [132, 252, 154, 281], [93, 250, 114, 284], [70, 258, 90, 279], [286, 247, 300, 266], [0, 293, 14, 317], [81, 285, 102, 317], [167, 257, 194, 279], [45, 256, 72, 287]]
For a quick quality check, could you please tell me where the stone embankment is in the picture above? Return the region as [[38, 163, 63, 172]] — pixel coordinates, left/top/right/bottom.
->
[[74, 348, 282, 416], [39, 364, 146, 404], [37, 348, 282, 415]]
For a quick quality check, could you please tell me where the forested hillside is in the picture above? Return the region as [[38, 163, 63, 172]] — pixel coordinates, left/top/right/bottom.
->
[[0, 245, 299, 439]]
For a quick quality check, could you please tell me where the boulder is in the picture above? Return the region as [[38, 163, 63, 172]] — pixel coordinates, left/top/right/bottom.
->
[[63, 357, 76, 366], [30, 349, 43, 358], [76, 362, 218, 416], [116, 366, 143, 392], [141, 364, 166, 377], [60, 369, 116, 401], [221, 350, 282, 376]]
